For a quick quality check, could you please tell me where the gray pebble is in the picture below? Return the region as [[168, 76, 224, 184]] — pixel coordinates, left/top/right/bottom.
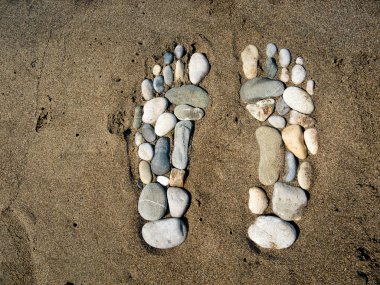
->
[[240, 77, 285, 103], [174, 45, 185, 59], [153, 75, 164, 93], [141, 123, 156, 143], [167, 187, 190, 217], [151, 137, 171, 175], [163, 65, 173, 86], [138, 183, 168, 221], [264, 57, 278, 79], [283, 151, 297, 182], [276, 96, 290, 116], [163, 52, 174, 65], [174, 104, 205, 121], [133, 106, 143, 129], [165, 85, 209, 108], [172, 121, 193, 170]]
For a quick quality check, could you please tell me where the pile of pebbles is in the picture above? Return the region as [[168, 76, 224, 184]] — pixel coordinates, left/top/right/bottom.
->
[[241, 43, 318, 249], [133, 45, 210, 249]]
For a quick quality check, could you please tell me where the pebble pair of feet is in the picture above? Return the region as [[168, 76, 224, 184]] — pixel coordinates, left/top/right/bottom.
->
[[133, 43, 318, 250]]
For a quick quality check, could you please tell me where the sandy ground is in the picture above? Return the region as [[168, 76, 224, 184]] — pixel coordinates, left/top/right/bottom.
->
[[0, 0, 379, 284]]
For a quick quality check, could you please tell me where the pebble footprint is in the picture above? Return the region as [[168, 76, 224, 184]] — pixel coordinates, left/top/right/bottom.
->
[[133, 44, 211, 249], [240, 43, 318, 249]]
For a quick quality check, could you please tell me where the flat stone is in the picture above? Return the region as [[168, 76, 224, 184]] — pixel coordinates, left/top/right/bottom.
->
[[248, 215, 297, 249], [304, 128, 318, 155], [174, 104, 204, 121], [283, 151, 298, 183], [139, 161, 152, 185], [248, 187, 269, 214], [142, 218, 188, 249], [163, 66, 173, 86], [175, 60, 185, 82], [138, 143, 154, 161], [134, 131, 144, 146], [141, 123, 156, 143], [276, 96, 290, 116], [154, 112, 177, 137], [152, 64, 161, 76], [272, 182, 307, 221], [289, 110, 316, 128], [165, 85, 209, 108], [141, 79, 154, 101], [279, 48, 291, 68], [138, 183, 168, 221], [283, 86, 314, 115], [174, 45, 185, 59], [298, 161, 313, 190], [240, 77, 285, 103], [172, 121, 193, 170], [256, 126, 284, 185], [142, 97, 169, 124], [167, 187, 190, 217], [241, 45, 259, 79], [266, 43, 277, 57], [189, 53, 210, 84], [133, 106, 143, 129], [151, 137, 171, 175], [157, 176, 169, 187], [282, 125, 307, 159], [264, 57, 277, 79], [163, 52, 174, 65], [291, 64, 306, 85], [306, 79, 315, 95], [280, 67, 290, 83], [268, 115, 286, 129], [153, 75, 164, 93], [169, 168, 186, 187], [246, 99, 275, 122]]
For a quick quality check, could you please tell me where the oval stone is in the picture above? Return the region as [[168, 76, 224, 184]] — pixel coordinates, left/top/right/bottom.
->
[[142, 218, 188, 249], [163, 65, 173, 86], [291, 64, 306, 85], [289, 110, 316, 128], [306, 79, 315, 95], [304, 128, 318, 155], [296, 56, 304, 65], [264, 57, 277, 79], [133, 106, 143, 129], [141, 79, 154, 101], [163, 52, 174, 65], [282, 125, 307, 159], [266, 43, 277, 57], [139, 161, 152, 185], [151, 137, 171, 175], [138, 183, 168, 221], [279, 48, 291, 68], [174, 45, 185, 59], [138, 143, 154, 161], [155, 112, 177, 137], [142, 97, 169, 124], [174, 104, 205, 121], [167, 187, 190, 217], [189, 53, 210, 84], [175, 60, 185, 82], [134, 131, 144, 146], [283, 86, 314, 114], [248, 216, 297, 249], [240, 77, 285, 103], [172, 121, 193, 170], [165, 85, 209, 108], [248, 187, 268, 215], [283, 151, 298, 183], [298, 161, 313, 190], [153, 76, 164, 93], [152, 64, 161, 76], [268, 115, 286, 129], [157, 176, 169, 187], [280, 67, 290, 83], [241, 45, 259, 79], [141, 123, 156, 143]]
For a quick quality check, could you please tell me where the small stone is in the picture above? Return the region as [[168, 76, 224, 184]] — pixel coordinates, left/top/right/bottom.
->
[[279, 48, 291, 68], [174, 104, 204, 121], [306, 79, 315, 95], [157, 176, 169, 186], [248, 216, 297, 249], [283, 151, 298, 183], [175, 60, 185, 82], [304, 128, 318, 155], [248, 187, 269, 215], [276, 96, 290, 116], [141, 79, 154, 100], [167, 187, 190, 217], [241, 45, 259, 79], [163, 52, 174, 65], [268, 115, 286, 129], [153, 75, 164, 93], [272, 182, 307, 221], [142, 97, 169, 124], [151, 137, 171, 175], [240, 77, 285, 103], [256, 126, 284, 185], [282, 125, 307, 160], [264, 57, 277, 79], [266, 43, 277, 58], [133, 106, 143, 129], [296, 57, 304, 65], [165, 85, 209, 108], [141, 124, 156, 143], [174, 45, 185, 59], [246, 99, 275, 122], [289, 110, 316, 128], [139, 161, 152, 185], [280, 68, 290, 83], [291, 64, 306, 85], [189, 53, 210, 84], [142, 218, 188, 249], [154, 112, 177, 137], [163, 65, 173, 86], [169, 168, 186, 187], [172, 121, 193, 170], [298, 161, 313, 190], [135, 132, 144, 146], [138, 183, 167, 221], [283, 86, 314, 115], [152, 64, 161, 76], [138, 143, 154, 161]]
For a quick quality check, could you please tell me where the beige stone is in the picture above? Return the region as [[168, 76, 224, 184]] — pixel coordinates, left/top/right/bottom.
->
[[297, 161, 313, 190], [169, 168, 186, 187], [282, 125, 307, 159], [241, 45, 259, 79], [304, 128, 318, 155]]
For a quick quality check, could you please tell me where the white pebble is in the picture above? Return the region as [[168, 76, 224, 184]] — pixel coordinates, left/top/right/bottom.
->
[[268, 115, 286, 129], [266, 43, 277, 57], [283, 86, 314, 115], [157, 176, 169, 186], [138, 143, 154, 161], [167, 187, 190, 217], [174, 45, 185, 59], [279, 48, 291, 68], [175, 60, 185, 82], [189, 53, 210, 84], [152, 64, 161, 76], [248, 187, 268, 214], [297, 161, 313, 190], [142, 97, 169, 124], [296, 57, 304, 65], [304, 128, 318, 155], [241, 45, 259, 79], [280, 68, 290, 82], [141, 79, 154, 101], [306, 79, 315, 95], [291, 64, 306, 85], [154, 112, 177, 136], [135, 132, 144, 146]]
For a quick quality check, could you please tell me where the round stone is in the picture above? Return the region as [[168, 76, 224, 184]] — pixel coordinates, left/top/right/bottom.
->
[[246, 99, 275, 122], [283, 151, 298, 183], [174, 45, 185, 59], [282, 125, 307, 160], [167, 187, 190, 217], [155, 112, 177, 137], [142, 97, 169, 124], [157, 176, 169, 187], [138, 143, 154, 161], [142, 218, 188, 249], [163, 52, 174, 65], [279, 48, 291, 68], [151, 137, 171, 176], [283, 86, 314, 115], [248, 187, 268, 214], [248, 216, 297, 249], [268, 115, 286, 129], [291, 64, 306, 85], [174, 104, 205, 121], [189, 53, 210, 84], [266, 43, 277, 57], [153, 75, 164, 93], [141, 79, 154, 101], [241, 45, 259, 79], [134, 131, 144, 146], [304, 128, 318, 155], [141, 123, 156, 143], [138, 183, 167, 221], [152, 64, 161, 76], [163, 65, 173, 86], [298, 161, 313, 190], [139, 161, 152, 185]]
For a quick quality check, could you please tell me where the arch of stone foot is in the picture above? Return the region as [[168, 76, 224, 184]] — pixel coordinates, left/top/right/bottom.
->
[[132, 44, 211, 249], [241, 43, 318, 249]]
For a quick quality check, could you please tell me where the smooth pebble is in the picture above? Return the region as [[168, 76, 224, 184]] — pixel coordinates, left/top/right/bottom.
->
[[166, 85, 209, 108], [283, 86, 314, 114], [163, 52, 174, 65], [291, 64, 307, 85], [240, 77, 285, 103], [298, 161, 313, 190], [289, 110, 316, 128], [306, 79, 315, 95], [282, 125, 307, 159], [163, 65, 173, 86], [151, 137, 171, 176], [266, 43, 277, 57], [175, 60, 185, 82], [276, 96, 290, 116], [153, 75, 164, 93], [280, 68, 290, 83], [283, 151, 298, 183], [155, 112, 177, 136], [141, 123, 156, 143], [264, 57, 277, 79], [304, 128, 318, 155], [152, 64, 161, 76], [241, 45, 259, 79], [246, 99, 275, 122], [296, 57, 304, 65], [268, 115, 286, 129], [141, 79, 154, 101], [134, 132, 144, 146], [138, 143, 154, 161], [167, 187, 190, 217], [138, 183, 167, 221], [172, 120, 193, 170], [174, 104, 205, 121], [279, 49, 291, 68], [142, 97, 169, 124], [139, 161, 152, 185], [133, 106, 143, 129], [189, 53, 210, 84], [157, 176, 169, 187], [174, 45, 185, 59], [248, 187, 269, 215]]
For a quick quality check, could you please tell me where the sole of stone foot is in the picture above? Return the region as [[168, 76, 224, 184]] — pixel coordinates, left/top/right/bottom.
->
[[132, 44, 210, 249], [241, 43, 318, 249]]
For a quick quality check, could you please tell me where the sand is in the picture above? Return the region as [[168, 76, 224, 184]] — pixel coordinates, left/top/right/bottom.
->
[[0, 0, 379, 284]]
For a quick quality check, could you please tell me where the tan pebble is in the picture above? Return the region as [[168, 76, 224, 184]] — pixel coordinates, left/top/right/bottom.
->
[[289, 110, 316, 128], [248, 187, 269, 214], [241, 45, 259, 79], [169, 168, 186, 187], [304, 128, 318, 155], [297, 161, 313, 190], [306, 80, 315, 95], [280, 68, 290, 83], [282, 125, 307, 159]]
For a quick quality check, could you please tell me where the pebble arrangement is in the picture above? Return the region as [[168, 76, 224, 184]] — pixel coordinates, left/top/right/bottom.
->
[[241, 43, 318, 249], [133, 45, 210, 249]]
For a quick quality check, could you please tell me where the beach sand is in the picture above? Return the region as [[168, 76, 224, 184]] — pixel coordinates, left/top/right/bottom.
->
[[0, 0, 379, 284]]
